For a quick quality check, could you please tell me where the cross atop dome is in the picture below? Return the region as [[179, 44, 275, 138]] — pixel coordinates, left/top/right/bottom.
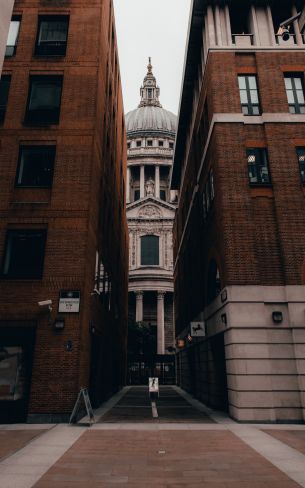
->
[[138, 58, 162, 108]]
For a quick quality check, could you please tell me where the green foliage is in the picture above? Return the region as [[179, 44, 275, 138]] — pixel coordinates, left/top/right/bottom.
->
[[127, 320, 156, 358]]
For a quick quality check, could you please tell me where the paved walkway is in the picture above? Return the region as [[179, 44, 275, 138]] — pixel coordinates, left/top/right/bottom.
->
[[0, 386, 305, 487]]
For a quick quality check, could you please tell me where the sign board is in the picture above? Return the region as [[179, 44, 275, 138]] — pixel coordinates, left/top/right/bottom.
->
[[58, 291, 80, 313], [190, 321, 206, 337], [149, 377, 159, 394], [299, 7, 305, 33], [69, 388, 95, 425]]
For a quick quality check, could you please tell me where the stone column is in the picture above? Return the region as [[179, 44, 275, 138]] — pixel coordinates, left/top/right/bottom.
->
[[155, 165, 160, 199], [225, 5, 232, 46], [140, 165, 145, 198], [266, 6, 276, 46], [157, 291, 165, 355], [135, 291, 143, 323], [126, 167, 131, 204], [292, 6, 303, 46], [251, 5, 260, 46], [215, 5, 222, 46]]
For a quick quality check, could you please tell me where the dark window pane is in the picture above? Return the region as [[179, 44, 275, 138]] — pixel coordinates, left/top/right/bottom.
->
[[160, 190, 166, 201], [297, 148, 305, 183], [141, 235, 159, 266], [2, 230, 47, 279], [35, 16, 69, 56], [247, 148, 270, 185], [25, 76, 63, 125], [16, 146, 55, 187], [134, 189, 140, 201], [0, 75, 11, 123]]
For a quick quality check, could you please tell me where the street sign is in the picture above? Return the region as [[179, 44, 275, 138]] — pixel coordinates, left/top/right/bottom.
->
[[69, 387, 95, 425], [58, 290, 80, 313], [299, 7, 305, 33], [149, 377, 159, 395], [190, 321, 206, 337]]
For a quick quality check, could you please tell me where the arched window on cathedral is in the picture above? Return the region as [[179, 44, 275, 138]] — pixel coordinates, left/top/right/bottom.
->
[[141, 235, 159, 266], [207, 259, 221, 304]]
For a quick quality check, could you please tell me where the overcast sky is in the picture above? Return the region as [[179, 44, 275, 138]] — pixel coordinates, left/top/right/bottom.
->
[[113, 0, 192, 116]]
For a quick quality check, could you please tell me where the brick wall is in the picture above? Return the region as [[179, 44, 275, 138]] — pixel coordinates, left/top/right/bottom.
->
[[0, 0, 128, 421]]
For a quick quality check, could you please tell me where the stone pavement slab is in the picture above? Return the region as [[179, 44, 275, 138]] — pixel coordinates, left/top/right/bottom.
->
[[263, 430, 305, 456], [0, 425, 86, 488], [0, 430, 48, 462], [31, 429, 302, 487]]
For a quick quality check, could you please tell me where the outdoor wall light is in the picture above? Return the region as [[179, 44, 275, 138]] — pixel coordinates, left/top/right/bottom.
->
[[272, 311, 283, 324], [53, 317, 65, 331]]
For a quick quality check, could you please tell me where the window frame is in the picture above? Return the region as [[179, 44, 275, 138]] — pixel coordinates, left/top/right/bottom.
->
[[1, 229, 47, 280], [24, 75, 63, 126], [238, 74, 261, 116], [247, 147, 271, 186], [284, 73, 305, 114], [5, 16, 21, 57], [35, 15, 69, 57], [15, 145, 56, 189]]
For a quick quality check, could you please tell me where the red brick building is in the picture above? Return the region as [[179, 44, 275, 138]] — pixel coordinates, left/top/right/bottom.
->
[[172, 0, 305, 422], [0, 0, 128, 422]]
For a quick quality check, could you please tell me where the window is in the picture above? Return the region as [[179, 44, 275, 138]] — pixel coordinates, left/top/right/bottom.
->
[[238, 75, 260, 115], [5, 16, 21, 57], [158, 140, 164, 147], [147, 140, 153, 147], [147, 88, 152, 99], [134, 189, 140, 201], [141, 235, 159, 266], [160, 189, 166, 201], [247, 148, 271, 185], [127, 142, 131, 149], [297, 148, 305, 183], [2, 229, 47, 279], [16, 146, 56, 188], [25, 75, 63, 125], [169, 142, 174, 149], [229, 5, 250, 34], [136, 140, 141, 147], [0, 75, 11, 124], [35, 16, 69, 56], [284, 74, 305, 114]]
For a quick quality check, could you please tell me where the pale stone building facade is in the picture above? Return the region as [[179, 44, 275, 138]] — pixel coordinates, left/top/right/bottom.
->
[[126, 60, 177, 355], [0, 1, 14, 76]]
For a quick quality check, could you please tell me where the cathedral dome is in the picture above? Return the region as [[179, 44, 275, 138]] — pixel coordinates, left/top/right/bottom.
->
[[125, 58, 177, 136], [125, 106, 177, 135]]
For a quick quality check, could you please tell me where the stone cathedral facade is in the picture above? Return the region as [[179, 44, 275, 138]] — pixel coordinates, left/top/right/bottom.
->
[[125, 60, 177, 355]]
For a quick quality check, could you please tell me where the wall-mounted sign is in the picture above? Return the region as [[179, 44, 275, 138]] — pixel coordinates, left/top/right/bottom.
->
[[190, 322, 206, 337], [58, 291, 80, 313]]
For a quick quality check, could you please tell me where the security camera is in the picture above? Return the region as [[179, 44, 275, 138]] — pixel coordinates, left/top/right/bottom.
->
[[38, 299, 52, 307], [281, 28, 290, 41]]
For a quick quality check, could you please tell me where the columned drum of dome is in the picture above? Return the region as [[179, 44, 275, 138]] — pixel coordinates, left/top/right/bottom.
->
[[126, 60, 177, 376]]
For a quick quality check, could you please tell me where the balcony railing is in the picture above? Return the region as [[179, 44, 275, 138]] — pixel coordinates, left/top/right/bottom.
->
[[127, 147, 173, 157], [232, 34, 254, 47], [276, 34, 297, 45]]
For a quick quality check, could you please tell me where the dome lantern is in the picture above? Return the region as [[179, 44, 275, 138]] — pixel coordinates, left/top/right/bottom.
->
[[139, 57, 162, 108]]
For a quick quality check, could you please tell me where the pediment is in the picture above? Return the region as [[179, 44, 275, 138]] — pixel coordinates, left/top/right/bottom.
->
[[126, 197, 176, 220]]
